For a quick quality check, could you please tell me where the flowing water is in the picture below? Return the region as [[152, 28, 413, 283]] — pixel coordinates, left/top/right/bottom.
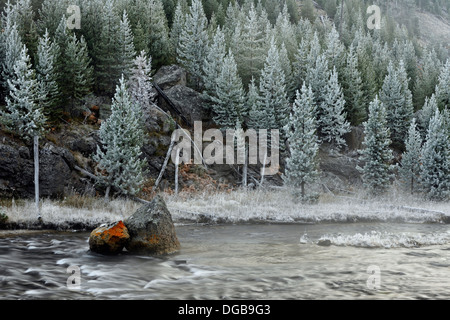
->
[[1, 222, 450, 300]]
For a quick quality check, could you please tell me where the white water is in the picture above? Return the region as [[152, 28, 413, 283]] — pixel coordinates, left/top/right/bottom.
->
[[1, 221, 450, 300]]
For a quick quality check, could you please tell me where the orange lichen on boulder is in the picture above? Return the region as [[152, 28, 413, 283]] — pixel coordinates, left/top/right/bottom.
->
[[89, 220, 130, 255]]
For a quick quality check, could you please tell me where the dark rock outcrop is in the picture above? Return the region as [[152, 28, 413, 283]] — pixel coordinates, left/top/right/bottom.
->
[[89, 221, 130, 255], [0, 137, 81, 198], [153, 64, 187, 90], [160, 85, 209, 126], [124, 196, 180, 255]]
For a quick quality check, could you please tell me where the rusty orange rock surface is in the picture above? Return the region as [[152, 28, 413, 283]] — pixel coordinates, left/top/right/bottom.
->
[[89, 221, 130, 255]]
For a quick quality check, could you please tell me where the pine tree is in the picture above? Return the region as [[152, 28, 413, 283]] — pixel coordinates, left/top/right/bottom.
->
[[319, 67, 350, 149], [1, 45, 45, 139], [117, 10, 136, 80], [379, 60, 414, 148], [398, 118, 422, 194], [435, 59, 450, 110], [279, 42, 295, 100], [413, 48, 441, 110], [177, 0, 209, 89], [274, 3, 297, 62], [202, 26, 226, 104], [246, 77, 262, 130], [324, 25, 346, 77], [259, 38, 289, 132], [358, 96, 394, 196], [0, 44, 45, 220], [63, 34, 94, 111], [96, 0, 120, 94], [7, 0, 38, 62], [141, 0, 172, 67], [301, 0, 316, 23], [37, 0, 70, 36], [342, 44, 365, 125], [36, 29, 61, 120], [236, 2, 267, 87], [283, 83, 319, 201], [417, 94, 438, 137], [94, 76, 147, 199], [210, 50, 246, 129], [354, 31, 377, 105], [169, 0, 186, 59], [128, 50, 154, 110], [1, 13, 23, 95], [419, 109, 450, 201]]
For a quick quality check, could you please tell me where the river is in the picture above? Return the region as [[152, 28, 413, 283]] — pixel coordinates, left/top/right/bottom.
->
[[1, 222, 449, 300]]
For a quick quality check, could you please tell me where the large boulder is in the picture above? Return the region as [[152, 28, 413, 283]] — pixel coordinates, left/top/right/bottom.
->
[[161, 85, 209, 126], [153, 65, 187, 90], [89, 221, 130, 255], [124, 196, 180, 255]]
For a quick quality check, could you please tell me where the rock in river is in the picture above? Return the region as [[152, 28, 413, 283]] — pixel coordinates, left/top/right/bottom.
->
[[124, 196, 180, 255], [89, 221, 130, 255]]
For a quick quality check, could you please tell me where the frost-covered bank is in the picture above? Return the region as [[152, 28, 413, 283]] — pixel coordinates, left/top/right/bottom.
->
[[167, 189, 450, 224], [2, 189, 449, 231]]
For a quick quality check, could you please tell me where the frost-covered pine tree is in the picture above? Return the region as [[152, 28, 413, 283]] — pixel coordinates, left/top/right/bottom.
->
[[319, 67, 350, 149], [342, 45, 365, 125], [306, 53, 330, 111], [379, 60, 414, 147], [142, 0, 172, 67], [274, 3, 297, 62], [128, 50, 154, 110], [0, 45, 45, 219], [169, 0, 186, 58], [117, 10, 136, 80], [94, 76, 147, 199], [36, 29, 60, 119], [1, 44, 45, 139], [417, 94, 438, 138], [202, 27, 226, 104], [279, 42, 295, 100], [177, 0, 209, 89], [237, 2, 266, 87], [358, 96, 394, 196], [283, 83, 319, 201], [259, 37, 289, 132], [1, 16, 23, 95], [398, 118, 422, 194], [210, 50, 246, 129], [413, 47, 441, 110], [246, 77, 262, 130], [324, 25, 345, 76], [435, 59, 450, 110], [419, 109, 450, 201]]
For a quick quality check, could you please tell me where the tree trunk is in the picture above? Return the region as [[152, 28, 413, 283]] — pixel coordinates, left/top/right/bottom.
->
[[34, 135, 41, 221], [174, 150, 180, 195], [301, 181, 305, 200], [153, 137, 176, 192], [104, 185, 111, 202], [242, 146, 248, 187], [260, 150, 267, 186]]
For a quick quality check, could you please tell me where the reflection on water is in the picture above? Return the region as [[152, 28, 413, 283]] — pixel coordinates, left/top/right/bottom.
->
[[1, 223, 450, 299]]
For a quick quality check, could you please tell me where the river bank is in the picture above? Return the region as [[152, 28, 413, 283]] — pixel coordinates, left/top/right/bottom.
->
[[1, 189, 449, 233]]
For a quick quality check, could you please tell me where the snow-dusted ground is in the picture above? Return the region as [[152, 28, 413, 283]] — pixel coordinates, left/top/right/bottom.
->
[[2, 189, 449, 228], [167, 189, 450, 224]]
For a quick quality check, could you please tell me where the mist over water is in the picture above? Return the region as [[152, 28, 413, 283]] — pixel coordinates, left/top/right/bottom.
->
[[1, 221, 450, 300]]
